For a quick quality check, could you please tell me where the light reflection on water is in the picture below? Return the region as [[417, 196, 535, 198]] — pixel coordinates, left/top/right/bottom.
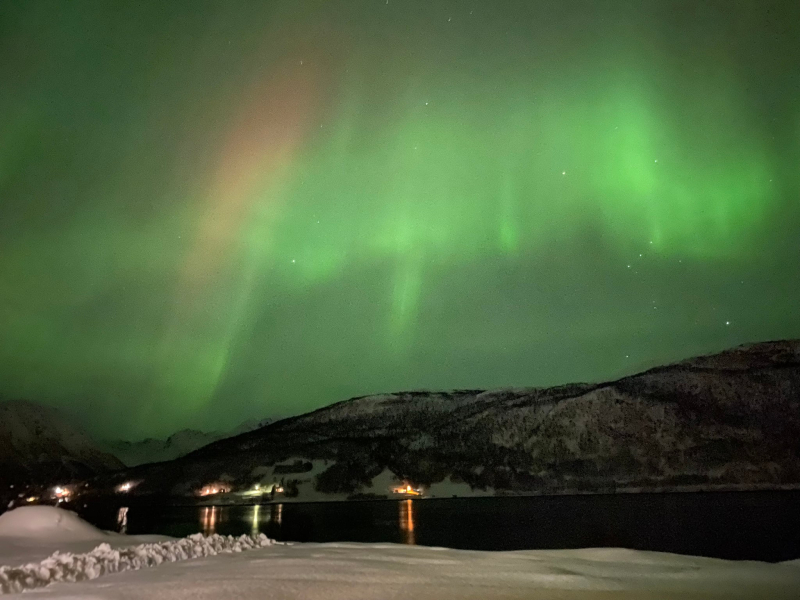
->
[[399, 499, 415, 545], [89, 492, 800, 560], [243, 503, 283, 536], [250, 504, 260, 536], [201, 506, 220, 535], [117, 506, 128, 534], [237, 501, 415, 544]]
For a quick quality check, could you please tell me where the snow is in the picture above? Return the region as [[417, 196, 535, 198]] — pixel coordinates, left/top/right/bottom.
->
[[104, 419, 274, 467], [0, 531, 275, 594], [4, 543, 800, 599], [0, 513, 168, 568], [208, 462, 493, 504], [0, 400, 123, 479], [1, 506, 799, 598], [0, 506, 108, 542], [232, 458, 340, 504], [0, 507, 275, 594]]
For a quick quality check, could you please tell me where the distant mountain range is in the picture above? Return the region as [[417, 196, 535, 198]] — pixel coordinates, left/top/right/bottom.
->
[[101, 339, 800, 501], [101, 418, 274, 467], [0, 398, 275, 499], [0, 400, 123, 488]]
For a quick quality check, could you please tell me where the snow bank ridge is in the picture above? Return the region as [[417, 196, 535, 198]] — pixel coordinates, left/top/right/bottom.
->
[[0, 532, 275, 594]]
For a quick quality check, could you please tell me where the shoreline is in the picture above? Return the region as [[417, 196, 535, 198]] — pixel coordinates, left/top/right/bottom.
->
[[138, 482, 800, 509]]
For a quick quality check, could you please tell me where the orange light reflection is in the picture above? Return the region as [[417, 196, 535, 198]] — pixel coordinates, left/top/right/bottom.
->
[[201, 506, 218, 535], [399, 499, 415, 545]]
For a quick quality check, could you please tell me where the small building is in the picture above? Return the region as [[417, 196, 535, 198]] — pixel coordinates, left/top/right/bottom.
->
[[198, 483, 231, 496], [392, 483, 422, 497]]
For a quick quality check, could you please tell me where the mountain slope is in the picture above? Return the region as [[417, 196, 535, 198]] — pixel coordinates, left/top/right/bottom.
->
[[107, 340, 800, 499], [0, 400, 124, 487], [103, 419, 274, 467], [103, 430, 223, 468]]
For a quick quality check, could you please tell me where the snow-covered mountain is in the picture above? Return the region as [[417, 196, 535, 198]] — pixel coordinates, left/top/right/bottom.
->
[[102, 340, 800, 500], [103, 418, 273, 467], [0, 400, 124, 487]]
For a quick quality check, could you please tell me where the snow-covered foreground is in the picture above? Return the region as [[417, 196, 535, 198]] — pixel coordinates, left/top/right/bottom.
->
[[0, 532, 274, 594], [1, 507, 799, 599], [5, 543, 799, 599], [0, 507, 275, 594]]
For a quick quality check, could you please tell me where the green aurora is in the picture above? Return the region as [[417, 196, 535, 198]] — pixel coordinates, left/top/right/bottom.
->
[[0, 1, 798, 439]]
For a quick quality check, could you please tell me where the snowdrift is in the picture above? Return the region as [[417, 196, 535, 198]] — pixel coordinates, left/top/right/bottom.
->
[[12, 542, 800, 600], [0, 507, 275, 594], [0, 506, 108, 542]]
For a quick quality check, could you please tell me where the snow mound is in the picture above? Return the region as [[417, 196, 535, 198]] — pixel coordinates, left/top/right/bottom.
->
[[0, 507, 107, 542], [0, 531, 275, 594]]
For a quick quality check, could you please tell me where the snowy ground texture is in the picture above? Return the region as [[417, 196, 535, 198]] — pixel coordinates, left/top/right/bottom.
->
[[0, 532, 274, 594], [2, 507, 800, 599], [0, 506, 275, 594]]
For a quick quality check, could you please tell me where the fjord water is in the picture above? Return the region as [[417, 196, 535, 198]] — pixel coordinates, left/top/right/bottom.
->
[[80, 491, 800, 562]]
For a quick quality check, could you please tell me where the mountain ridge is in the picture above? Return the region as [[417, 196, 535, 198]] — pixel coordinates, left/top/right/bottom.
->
[[101, 418, 274, 467], [100, 339, 800, 501], [0, 400, 124, 488]]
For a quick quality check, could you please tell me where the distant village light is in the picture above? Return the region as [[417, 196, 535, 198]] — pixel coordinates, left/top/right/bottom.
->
[[53, 486, 71, 498], [198, 483, 230, 496], [392, 483, 422, 496]]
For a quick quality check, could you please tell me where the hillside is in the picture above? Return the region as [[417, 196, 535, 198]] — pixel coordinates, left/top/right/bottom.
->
[[102, 419, 274, 467], [104, 340, 800, 500], [0, 400, 124, 488]]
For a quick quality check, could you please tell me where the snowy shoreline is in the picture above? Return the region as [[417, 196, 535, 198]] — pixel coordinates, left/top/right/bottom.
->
[[189, 481, 800, 507]]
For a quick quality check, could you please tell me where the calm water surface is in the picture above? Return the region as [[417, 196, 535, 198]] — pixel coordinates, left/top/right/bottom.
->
[[79, 492, 800, 562]]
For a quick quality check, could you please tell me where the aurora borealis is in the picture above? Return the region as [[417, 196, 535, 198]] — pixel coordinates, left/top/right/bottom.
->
[[1, 1, 798, 440]]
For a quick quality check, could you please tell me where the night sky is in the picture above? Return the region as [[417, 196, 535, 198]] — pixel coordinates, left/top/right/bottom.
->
[[1, 1, 798, 440]]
